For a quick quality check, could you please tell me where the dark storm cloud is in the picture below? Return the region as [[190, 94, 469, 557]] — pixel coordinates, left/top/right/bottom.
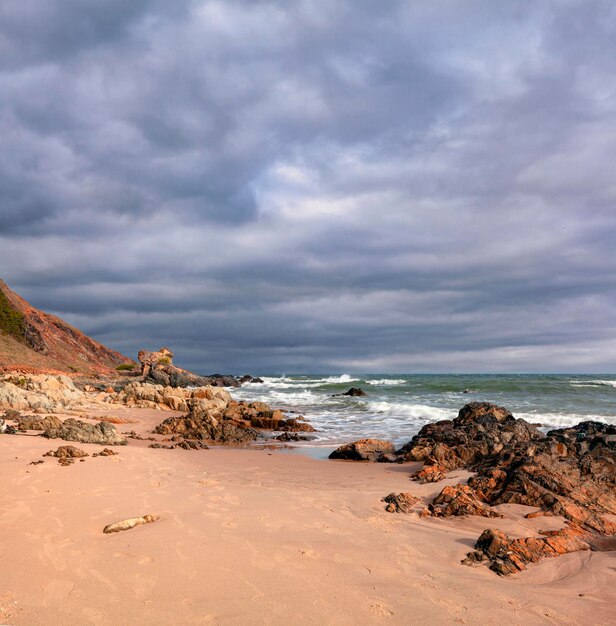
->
[[1, 0, 616, 372]]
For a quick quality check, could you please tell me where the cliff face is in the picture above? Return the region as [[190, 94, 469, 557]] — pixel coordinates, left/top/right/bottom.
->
[[0, 279, 132, 375]]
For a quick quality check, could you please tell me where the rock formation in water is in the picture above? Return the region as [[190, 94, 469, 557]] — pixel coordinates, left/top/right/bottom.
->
[[137, 347, 258, 388], [332, 401, 616, 574]]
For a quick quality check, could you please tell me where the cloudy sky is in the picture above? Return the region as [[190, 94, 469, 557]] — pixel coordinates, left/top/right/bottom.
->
[[1, 0, 615, 374]]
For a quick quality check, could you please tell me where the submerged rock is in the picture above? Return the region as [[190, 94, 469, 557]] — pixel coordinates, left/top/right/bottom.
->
[[333, 387, 367, 397]]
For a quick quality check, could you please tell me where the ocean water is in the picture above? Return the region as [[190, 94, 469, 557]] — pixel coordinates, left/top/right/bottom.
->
[[231, 374, 616, 454]]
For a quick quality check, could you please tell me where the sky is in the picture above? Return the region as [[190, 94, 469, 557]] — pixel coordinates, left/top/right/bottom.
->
[[1, 0, 615, 374]]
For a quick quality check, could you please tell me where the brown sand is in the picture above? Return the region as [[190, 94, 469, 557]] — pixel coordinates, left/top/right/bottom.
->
[[0, 407, 614, 625]]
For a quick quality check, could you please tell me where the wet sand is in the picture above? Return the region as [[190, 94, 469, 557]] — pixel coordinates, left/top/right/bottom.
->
[[0, 407, 614, 625]]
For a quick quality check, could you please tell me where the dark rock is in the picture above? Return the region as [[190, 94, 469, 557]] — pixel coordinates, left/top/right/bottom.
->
[[274, 432, 317, 442], [2, 409, 21, 420], [329, 439, 396, 462], [382, 492, 420, 513], [17, 415, 63, 431], [43, 418, 127, 445], [333, 387, 367, 397], [238, 375, 264, 384], [176, 439, 210, 450]]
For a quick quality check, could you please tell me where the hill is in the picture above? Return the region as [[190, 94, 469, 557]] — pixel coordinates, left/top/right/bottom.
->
[[0, 279, 133, 375]]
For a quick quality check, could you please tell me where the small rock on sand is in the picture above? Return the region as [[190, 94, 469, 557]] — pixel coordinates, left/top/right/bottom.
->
[[103, 514, 158, 534]]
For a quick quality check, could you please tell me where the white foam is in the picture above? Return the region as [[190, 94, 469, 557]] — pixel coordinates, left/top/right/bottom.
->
[[367, 379, 406, 386], [516, 412, 616, 429], [365, 401, 452, 421], [322, 374, 358, 384], [569, 379, 616, 389]]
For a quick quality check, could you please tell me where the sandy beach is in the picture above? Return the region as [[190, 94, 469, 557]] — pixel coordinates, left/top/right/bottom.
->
[[1, 407, 614, 625]]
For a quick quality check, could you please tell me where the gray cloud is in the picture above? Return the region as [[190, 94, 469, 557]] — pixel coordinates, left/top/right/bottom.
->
[[1, 0, 615, 373]]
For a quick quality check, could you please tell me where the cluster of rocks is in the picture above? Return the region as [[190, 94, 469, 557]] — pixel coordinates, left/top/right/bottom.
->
[[331, 402, 616, 575], [1, 409, 127, 446], [0, 374, 96, 413], [138, 347, 262, 388], [0, 373, 317, 448], [153, 401, 315, 445], [41, 444, 118, 466]]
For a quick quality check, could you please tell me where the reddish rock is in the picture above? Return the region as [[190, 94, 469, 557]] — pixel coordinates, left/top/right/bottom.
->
[[411, 464, 448, 483], [428, 484, 502, 519], [462, 524, 590, 575], [329, 439, 396, 462], [382, 492, 420, 513]]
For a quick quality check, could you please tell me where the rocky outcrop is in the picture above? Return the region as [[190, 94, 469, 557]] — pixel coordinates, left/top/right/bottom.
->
[[111, 381, 232, 412], [382, 492, 421, 513], [138, 347, 241, 388], [329, 439, 396, 462], [43, 418, 127, 446], [462, 525, 590, 575], [399, 402, 542, 470], [394, 404, 616, 574], [154, 406, 258, 443], [0, 374, 93, 413], [463, 421, 616, 534]]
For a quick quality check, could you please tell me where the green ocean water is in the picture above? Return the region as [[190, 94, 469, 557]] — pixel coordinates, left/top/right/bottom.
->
[[231, 374, 616, 451]]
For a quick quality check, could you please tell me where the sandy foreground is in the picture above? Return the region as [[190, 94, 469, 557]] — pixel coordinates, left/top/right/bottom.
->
[[0, 407, 614, 625]]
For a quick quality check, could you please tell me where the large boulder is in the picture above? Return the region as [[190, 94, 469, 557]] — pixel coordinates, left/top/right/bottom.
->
[[43, 418, 127, 445], [329, 439, 396, 462], [398, 402, 543, 470]]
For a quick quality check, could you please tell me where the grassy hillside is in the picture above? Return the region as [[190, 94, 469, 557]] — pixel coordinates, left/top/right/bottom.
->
[[0, 287, 26, 343]]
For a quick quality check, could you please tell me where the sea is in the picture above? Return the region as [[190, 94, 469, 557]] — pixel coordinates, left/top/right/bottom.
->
[[231, 374, 616, 457]]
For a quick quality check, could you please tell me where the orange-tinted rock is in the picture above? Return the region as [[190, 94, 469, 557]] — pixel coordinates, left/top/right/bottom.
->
[[462, 524, 590, 575], [382, 492, 420, 513], [411, 464, 448, 483], [329, 439, 396, 462], [428, 484, 502, 519]]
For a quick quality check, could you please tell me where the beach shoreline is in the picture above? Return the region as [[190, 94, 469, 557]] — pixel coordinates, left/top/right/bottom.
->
[[1, 405, 614, 625]]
